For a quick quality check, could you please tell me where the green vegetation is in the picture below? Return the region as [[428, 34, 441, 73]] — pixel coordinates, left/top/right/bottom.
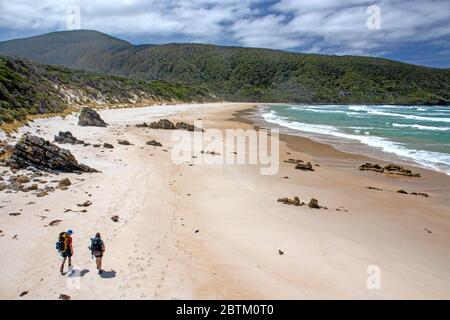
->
[[0, 55, 216, 124], [0, 30, 449, 105]]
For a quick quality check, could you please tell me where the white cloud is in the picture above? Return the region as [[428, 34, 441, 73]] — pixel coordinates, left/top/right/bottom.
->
[[0, 0, 449, 60]]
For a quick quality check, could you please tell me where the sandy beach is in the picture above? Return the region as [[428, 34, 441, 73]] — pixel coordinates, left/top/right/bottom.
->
[[1, 102, 449, 299]]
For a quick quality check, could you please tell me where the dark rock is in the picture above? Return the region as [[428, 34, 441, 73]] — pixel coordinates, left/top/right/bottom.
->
[[111, 215, 119, 222], [103, 143, 114, 149], [295, 162, 314, 171], [19, 291, 29, 297], [359, 163, 421, 177], [143, 119, 203, 131], [77, 200, 92, 207], [59, 294, 71, 300], [16, 175, 31, 184], [308, 198, 320, 209], [366, 186, 383, 191], [78, 108, 108, 127], [277, 196, 303, 206], [146, 140, 163, 147], [54, 131, 84, 145], [278, 250, 284, 255], [118, 140, 132, 146], [58, 178, 71, 187], [49, 220, 62, 226], [411, 192, 429, 197], [9, 134, 98, 173], [148, 119, 175, 129], [397, 189, 408, 194], [9, 212, 21, 216]]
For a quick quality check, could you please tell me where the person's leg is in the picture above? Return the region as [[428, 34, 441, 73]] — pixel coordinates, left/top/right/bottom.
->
[[98, 257, 102, 271], [68, 256, 72, 267], [60, 256, 66, 273]]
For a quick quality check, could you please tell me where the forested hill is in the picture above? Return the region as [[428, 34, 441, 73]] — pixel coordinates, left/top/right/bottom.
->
[[0, 30, 449, 105], [0, 55, 216, 124]]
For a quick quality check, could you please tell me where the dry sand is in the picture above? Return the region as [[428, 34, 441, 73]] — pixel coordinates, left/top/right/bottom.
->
[[0, 102, 449, 299]]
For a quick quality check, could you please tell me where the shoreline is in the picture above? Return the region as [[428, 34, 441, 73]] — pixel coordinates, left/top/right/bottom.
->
[[234, 104, 450, 177], [0, 102, 449, 299]]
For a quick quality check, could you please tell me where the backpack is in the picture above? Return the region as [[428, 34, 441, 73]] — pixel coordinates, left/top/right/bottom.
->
[[56, 232, 66, 252], [90, 237, 103, 252]]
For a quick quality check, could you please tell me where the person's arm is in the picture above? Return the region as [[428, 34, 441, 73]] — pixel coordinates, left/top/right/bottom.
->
[[69, 238, 74, 254], [102, 241, 105, 252]]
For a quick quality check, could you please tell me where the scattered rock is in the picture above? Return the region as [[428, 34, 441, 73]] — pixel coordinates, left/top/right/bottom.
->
[[411, 192, 429, 197], [111, 215, 119, 222], [9, 134, 98, 173], [19, 291, 29, 297], [59, 294, 71, 300], [284, 159, 304, 164], [146, 140, 163, 147], [359, 163, 421, 177], [277, 196, 303, 206], [16, 175, 31, 184], [77, 200, 92, 207], [140, 119, 202, 131], [54, 131, 84, 145], [366, 186, 383, 191], [9, 212, 21, 216], [308, 198, 320, 209], [194, 229, 200, 233], [58, 178, 71, 187], [118, 140, 132, 146], [295, 162, 314, 171], [424, 228, 432, 234], [36, 191, 49, 198], [78, 108, 108, 127], [278, 250, 284, 255], [103, 143, 114, 149], [49, 219, 62, 226], [397, 189, 408, 194]]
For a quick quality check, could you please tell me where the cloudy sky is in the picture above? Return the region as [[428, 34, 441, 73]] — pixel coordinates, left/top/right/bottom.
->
[[0, 0, 449, 67]]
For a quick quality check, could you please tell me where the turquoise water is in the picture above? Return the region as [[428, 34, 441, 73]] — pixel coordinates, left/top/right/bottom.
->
[[260, 104, 450, 175]]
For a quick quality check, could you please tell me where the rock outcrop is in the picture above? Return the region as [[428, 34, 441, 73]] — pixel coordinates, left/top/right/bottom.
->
[[146, 140, 163, 147], [308, 198, 320, 209], [78, 108, 108, 127], [295, 162, 314, 171], [359, 163, 421, 177], [138, 119, 202, 131], [277, 196, 303, 206], [54, 131, 85, 145], [8, 134, 98, 173]]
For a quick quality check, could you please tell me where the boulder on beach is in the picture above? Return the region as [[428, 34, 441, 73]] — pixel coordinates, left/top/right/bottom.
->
[[103, 143, 114, 149], [8, 134, 98, 173], [78, 108, 108, 127], [295, 162, 314, 171], [277, 196, 303, 206], [138, 119, 202, 131], [54, 131, 84, 145], [146, 140, 163, 147], [58, 178, 71, 187], [118, 140, 132, 146], [358, 162, 420, 177], [308, 198, 320, 209]]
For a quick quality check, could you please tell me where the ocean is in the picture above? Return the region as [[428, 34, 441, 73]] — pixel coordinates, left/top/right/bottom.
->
[[258, 104, 450, 175]]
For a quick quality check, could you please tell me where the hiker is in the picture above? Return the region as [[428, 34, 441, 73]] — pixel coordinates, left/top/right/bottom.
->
[[90, 232, 105, 275], [57, 230, 73, 275]]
